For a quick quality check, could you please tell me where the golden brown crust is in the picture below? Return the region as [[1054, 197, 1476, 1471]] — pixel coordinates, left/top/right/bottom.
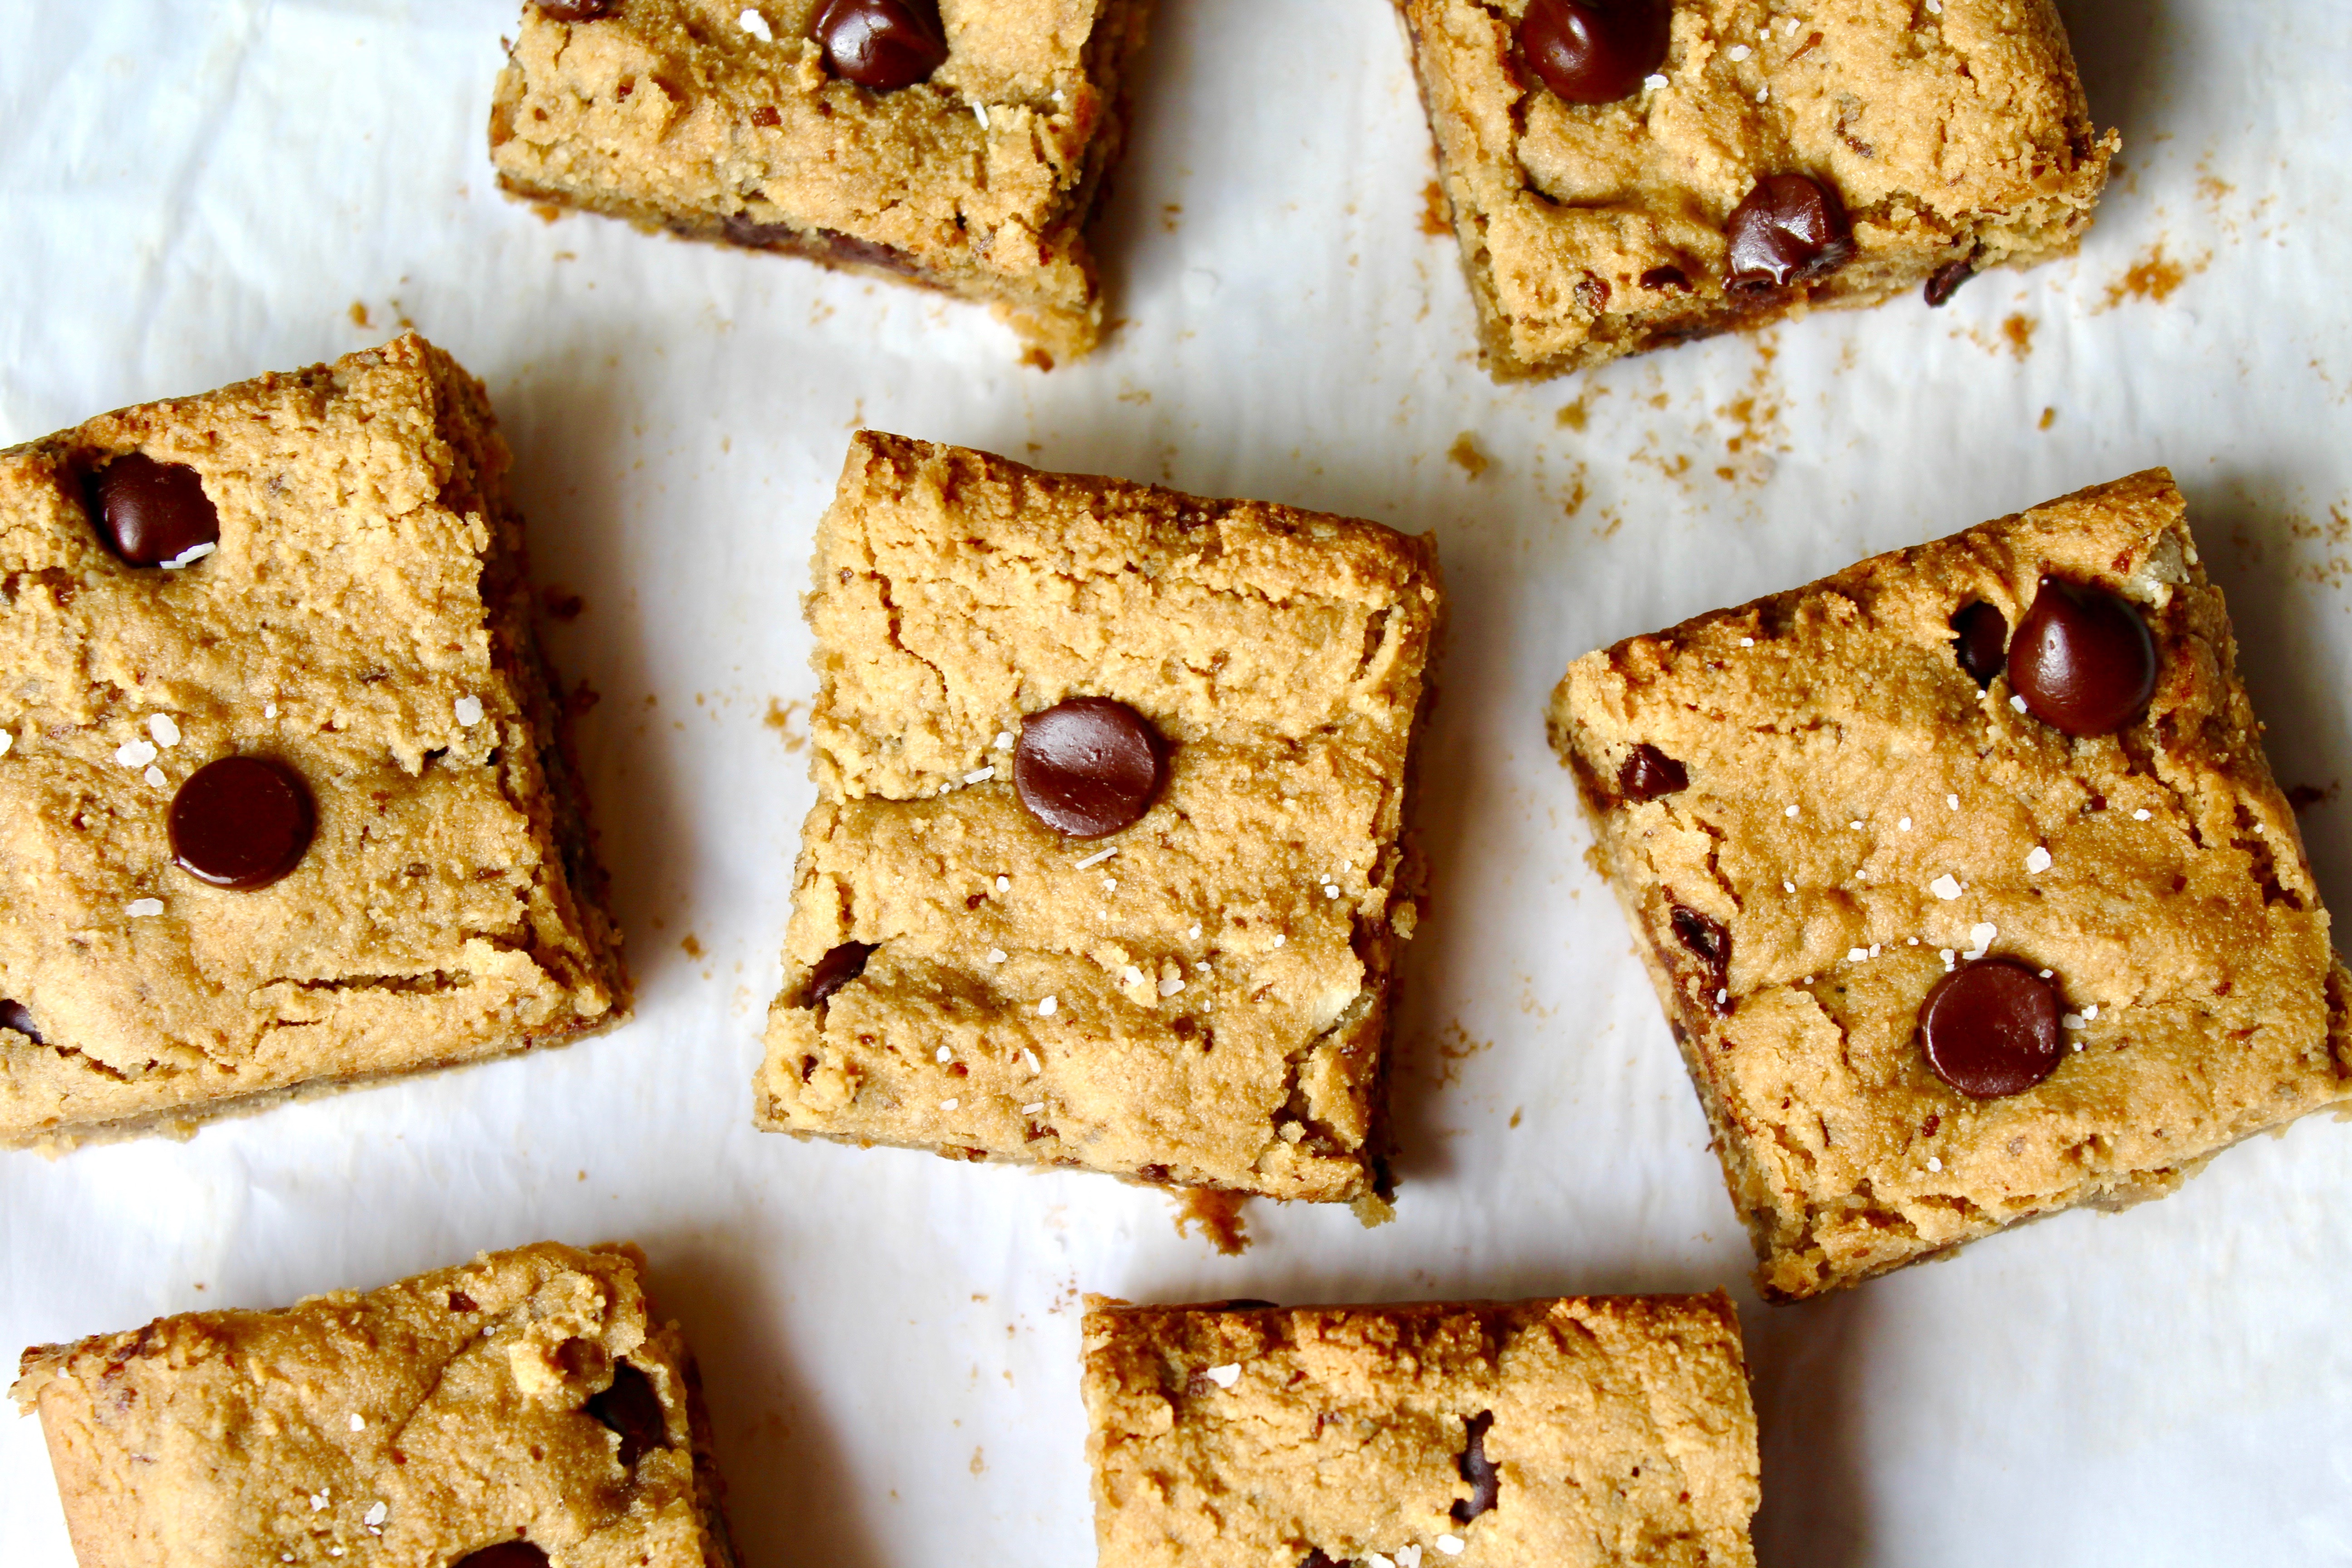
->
[[0, 334, 627, 1151], [755, 432, 1443, 1203], [1398, 0, 2116, 379], [14, 1241, 733, 1568], [1082, 1293, 1759, 1568], [1550, 470, 2352, 1298], [488, 0, 1153, 363]]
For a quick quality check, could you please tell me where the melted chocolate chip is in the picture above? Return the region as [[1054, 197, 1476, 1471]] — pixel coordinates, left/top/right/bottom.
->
[[1919, 958, 2063, 1099], [167, 757, 314, 890], [587, 1362, 668, 1469], [87, 453, 220, 568], [1924, 255, 1976, 307], [1517, 0, 1672, 104], [808, 941, 875, 1005], [1617, 743, 1688, 802], [535, 0, 617, 19], [452, 1547, 551, 1568], [0, 1000, 39, 1045], [1300, 1553, 1352, 1568], [2007, 576, 2157, 736], [1668, 903, 1731, 1012], [1640, 264, 1691, 292], [1949, 601, 2008, 687], [1452, 1409, 1500, 1524], [1013, 697, 1166, 839], [1725, 175, 1853, 293], [811, 0, 948, 91]]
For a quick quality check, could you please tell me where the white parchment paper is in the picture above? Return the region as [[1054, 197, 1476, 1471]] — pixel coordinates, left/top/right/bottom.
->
[[3, 3, 2351, 1563]]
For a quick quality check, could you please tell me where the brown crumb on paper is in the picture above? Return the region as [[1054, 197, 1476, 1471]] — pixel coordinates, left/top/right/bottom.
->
[[1173, 1189, 1250, 1255]]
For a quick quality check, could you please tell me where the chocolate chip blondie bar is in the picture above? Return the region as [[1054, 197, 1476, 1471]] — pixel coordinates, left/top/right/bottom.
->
[[1083, 1293, 1759, 1568], [755, 433, 1441, 1207], [1398, 0, 2117, 379], [490, 0, 1152, 365], [0, 334, 626, 1151], [1549, 470, 2352, 1300], [14, 1241, 734, 1568]]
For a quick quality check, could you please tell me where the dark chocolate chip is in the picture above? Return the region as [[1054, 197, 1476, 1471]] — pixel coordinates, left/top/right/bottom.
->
[[586, 1362, 668, 1469], [1301, 1553, 1353, 1568], [1949, 601, 2008, 687], [814, 227, 920, 276], [808, 941, 875, 1005], [87, 453, 220, 568], [1725, 174, 1853, 293], [447, 1290, 479, 1313], [535, 0, 617, 19], [811, 0, 948, 91], [0, 1000, 39, 1044], [1013, 697, 1166, 839], [1668, 902, 1731, 1012], [167, 757, 314, 890], [1212, 1298, 1279, 1310], [1452, 1409, 1500, 1524], [1517, 0, 1672, 104], [1919, 958, 2063, 1099], [1639, 264, 1691, 292], [1924, 255, 1976, 307], [2007, 576, 2157, 736], [452, 1547, 551, 1568], [1617, 743, 1688, 802]]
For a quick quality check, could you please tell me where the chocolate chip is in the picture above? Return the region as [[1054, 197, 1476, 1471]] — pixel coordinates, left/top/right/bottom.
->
[[446, 1290, 479, 1313], [1949, 601, 2008, 687], [1617, 743, 1688, 802], [808, 941, 875, 1005], [586, 1362, 668, 1469], [811, 0, 948, 91], [1517, 0, 1672, 104], [535, 0, 617, 18], [1725, 174, 1853, 293], [814, 228, 920, 276], [1919, 958, 2063, 1098], [87, 453, 220, 568], [2007, 576, 2157, 736], [0, 1000, 39, 1045], [1924, 255, 1976, 307], [453, 1547, 551, 1568], [1668, 903, 1730, 1012], [1639, 264, 1691, 292], [1452, 1409, 1499, 1524], [1211, 1298, 1279, 1310], [1013, 697, 1166, 839], [167, 757, 314, 890], [1301, 1553, 1352, 1568]]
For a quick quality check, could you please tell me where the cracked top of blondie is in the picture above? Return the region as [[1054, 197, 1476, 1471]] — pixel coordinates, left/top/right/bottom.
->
[[1551, 470, 2352, 1298], [757, 433, 1441, 1203], [0, 336, 623, 1150]]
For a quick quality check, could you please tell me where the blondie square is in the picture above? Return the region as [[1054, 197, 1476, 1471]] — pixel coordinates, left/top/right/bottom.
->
[[1083, 1293, 1759, 1568], [755, 433, 1441, 1205], [1549, 470, 2352, 1300], [1399, 0, 2117, 380], [489, 0, 1152, 365], [14, 1241, 734, 1568], [0, 334, 626, 1151]]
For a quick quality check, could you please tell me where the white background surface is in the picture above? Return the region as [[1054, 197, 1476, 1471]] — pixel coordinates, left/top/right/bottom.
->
[[3, 1, 2350, 1563]]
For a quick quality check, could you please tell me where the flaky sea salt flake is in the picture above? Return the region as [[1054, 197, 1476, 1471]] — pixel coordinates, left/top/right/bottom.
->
[[738, 6, 773, 40], [144, 765, 166, 788], [2025, 845, 2053, 874], [127, 898, 164, 917], [1205, 1363, 1240, 1388], [149, 714, 181, 747], [1075, 846, 1119, 870], [363, 1503, 388, 1528], [964, 767, 995, 784], [1930, 874, 1963, 900], [115, 739, 157, 768], [1038, 995, 1057, 1016], [455, 695, 485, 727], [1159, 974, 1185, 997]]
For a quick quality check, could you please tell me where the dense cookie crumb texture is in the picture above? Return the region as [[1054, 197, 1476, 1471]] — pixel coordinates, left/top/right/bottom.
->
[[1083, 1293, 1759, 1568], [755, 432, 1442, 1206], [13, 1242, 735, 1568], [489, 0, 1154, 364], [1398, 0, 2117, 379], [1550, 470, 2352, 1299], [0, 333, 627, 1152]]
